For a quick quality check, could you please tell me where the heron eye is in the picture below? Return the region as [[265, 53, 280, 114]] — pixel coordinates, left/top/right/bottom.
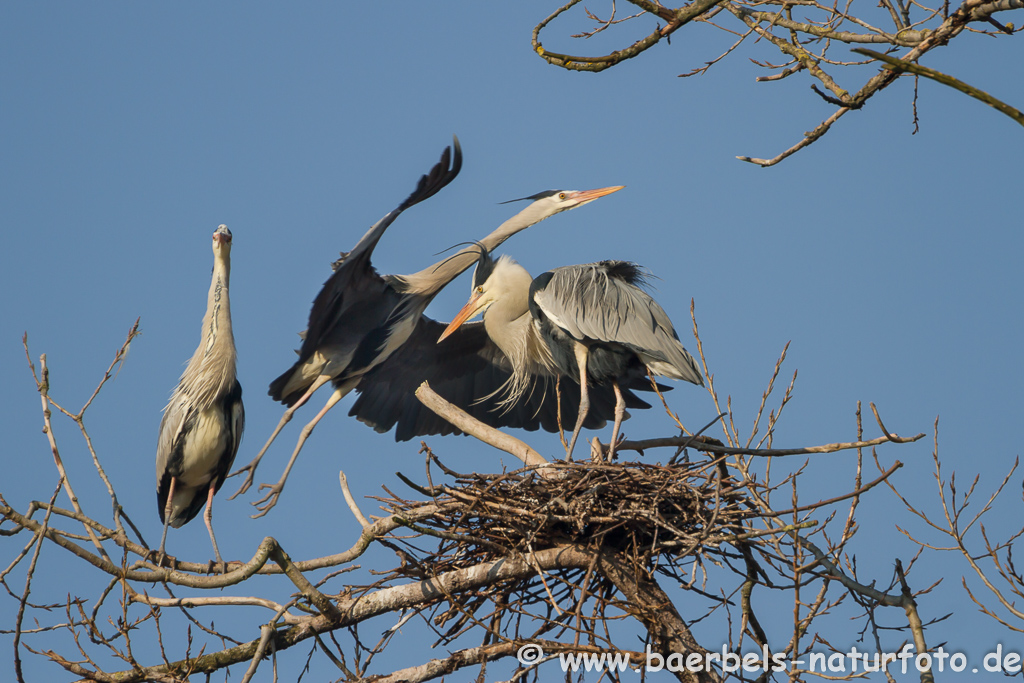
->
[[475, 286, 484, 294], [558, 192, 567, 200]]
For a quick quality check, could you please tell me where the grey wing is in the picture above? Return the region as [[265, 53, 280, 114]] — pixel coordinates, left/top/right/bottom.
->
[[349, 316, 657, 441], [533, 262, 703, 384], [531, 263, 661, 347], [212, 379, 244, 495], [155, 387, 197, 524], [155, 390, 188, 483], [230, 385, 244, 465], [270, 141, 461, 405], [301, 140, 461, 356]]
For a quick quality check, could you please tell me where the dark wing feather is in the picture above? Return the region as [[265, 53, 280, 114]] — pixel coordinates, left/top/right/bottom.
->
[[348, 317, 512, 439], [211, 380, 244, 496], [349, 316, 657, 442], [301, 139, 461, 359], [269, 139, 462, 404]]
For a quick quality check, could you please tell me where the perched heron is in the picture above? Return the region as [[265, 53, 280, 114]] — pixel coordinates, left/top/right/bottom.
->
[[156, 224, 244, 567], [230, 137, 624, 514], [440, 247, 703, 459]]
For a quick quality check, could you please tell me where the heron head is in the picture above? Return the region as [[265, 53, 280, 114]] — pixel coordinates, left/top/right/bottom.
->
[[471, 242, 496, 291], [439, 255, 530, 343], [500, 185, 624, 217], [212, 224, 233, 253], [213, 224, 232, 243], [437, 245, 499, 342], [438, 281, 493, 343]]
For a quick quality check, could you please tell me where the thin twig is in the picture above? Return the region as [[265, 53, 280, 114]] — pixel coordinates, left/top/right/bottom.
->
[[853, 47, 1024, 125]]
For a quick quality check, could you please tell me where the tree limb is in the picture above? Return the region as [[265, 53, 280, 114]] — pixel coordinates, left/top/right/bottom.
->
[[415, 382, 552, 472], [853, 47, 1024, 126]]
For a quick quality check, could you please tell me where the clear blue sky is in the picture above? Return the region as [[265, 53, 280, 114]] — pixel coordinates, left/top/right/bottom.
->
[[2, 3, 1021, 680]]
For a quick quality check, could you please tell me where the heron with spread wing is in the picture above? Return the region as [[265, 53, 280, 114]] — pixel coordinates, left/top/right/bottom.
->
[[440, 247, 703, 459], [231, 138, 624, 515]]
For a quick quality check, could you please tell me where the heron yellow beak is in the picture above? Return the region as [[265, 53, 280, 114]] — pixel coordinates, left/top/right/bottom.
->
[[438, 291, 485, 343], [570, 185, 624, 203]]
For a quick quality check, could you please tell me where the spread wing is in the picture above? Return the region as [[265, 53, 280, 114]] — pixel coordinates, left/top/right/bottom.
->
[[349, 316, 659, 442], [269, 139, 462, 404]]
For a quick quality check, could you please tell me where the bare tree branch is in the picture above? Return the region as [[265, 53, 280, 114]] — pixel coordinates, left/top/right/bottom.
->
[[8, 320, 1020, 683], [853, 47, 1024, 125], [529, 0, 1024, 164]]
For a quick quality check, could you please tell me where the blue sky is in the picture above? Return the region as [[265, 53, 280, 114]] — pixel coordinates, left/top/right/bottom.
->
[[2, 3, 1022, 680]]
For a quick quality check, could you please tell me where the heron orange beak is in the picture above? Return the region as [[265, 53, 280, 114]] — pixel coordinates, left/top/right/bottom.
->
[[438, 291, 485, 343], [213, 225, 232, 244], [569, 185, 624, 203]]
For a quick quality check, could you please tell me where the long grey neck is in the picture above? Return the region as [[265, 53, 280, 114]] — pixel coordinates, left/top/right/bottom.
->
[[181, 251, 236, 405], [483, 294, 532, 361], [400, 202, 550, 296], [205, 253, 234, 354]]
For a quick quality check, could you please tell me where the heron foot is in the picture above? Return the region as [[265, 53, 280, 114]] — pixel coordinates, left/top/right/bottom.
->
[[251, 481, 285, 518], [207, 558, 232, 575], [607, 432, 625, 461], [153, 549, 177, 571], [227, 461, 259, 500]]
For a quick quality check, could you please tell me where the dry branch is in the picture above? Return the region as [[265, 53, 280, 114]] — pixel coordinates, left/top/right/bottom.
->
[[530, 0, 1024, 164], [853, 47, 1024, 125], [10, 320, 1006, 683], [415, 382, 552, 472], [618, 431, 924, 457]]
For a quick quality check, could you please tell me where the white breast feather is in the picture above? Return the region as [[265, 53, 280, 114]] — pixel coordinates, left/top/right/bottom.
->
[[178, 408, 229, 487]]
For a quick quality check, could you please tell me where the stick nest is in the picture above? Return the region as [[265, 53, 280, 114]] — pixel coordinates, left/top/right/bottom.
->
[[376, 457, 754, 580]]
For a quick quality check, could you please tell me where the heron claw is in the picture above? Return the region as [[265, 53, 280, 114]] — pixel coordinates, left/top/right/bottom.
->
[[208, 558, 231, 575], [227, 462, 258, 500], [153, 549, 177, 571], [250, 481, 285, 518]]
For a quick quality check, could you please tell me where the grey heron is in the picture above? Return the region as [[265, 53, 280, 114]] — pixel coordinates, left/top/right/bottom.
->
[[156, 224, 244, 567], [229, 137, 623, 515], [439, 247, 703, 459]]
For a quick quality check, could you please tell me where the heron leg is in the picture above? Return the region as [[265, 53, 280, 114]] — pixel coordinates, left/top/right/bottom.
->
[[606, 381, 626, 461], [228, 372, 333, 500], [157, 477, 176, 568], [252, 378, 357, 518], [203, 479, 225, 572], [565, 345, 591, 462], [555, 376, 568, 450]]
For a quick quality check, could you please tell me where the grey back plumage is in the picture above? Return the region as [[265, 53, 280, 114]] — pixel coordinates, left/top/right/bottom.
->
[[530, 261, 704, 386], [436, 248, 698, 460]]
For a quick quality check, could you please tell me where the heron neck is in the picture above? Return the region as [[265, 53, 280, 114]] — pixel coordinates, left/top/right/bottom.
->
[[206, 253, 233, 344], [182, 251, 236, 406], [484, 298, 558, 407], [484, 306, 531, 360], [401, 202, 550, 296]]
